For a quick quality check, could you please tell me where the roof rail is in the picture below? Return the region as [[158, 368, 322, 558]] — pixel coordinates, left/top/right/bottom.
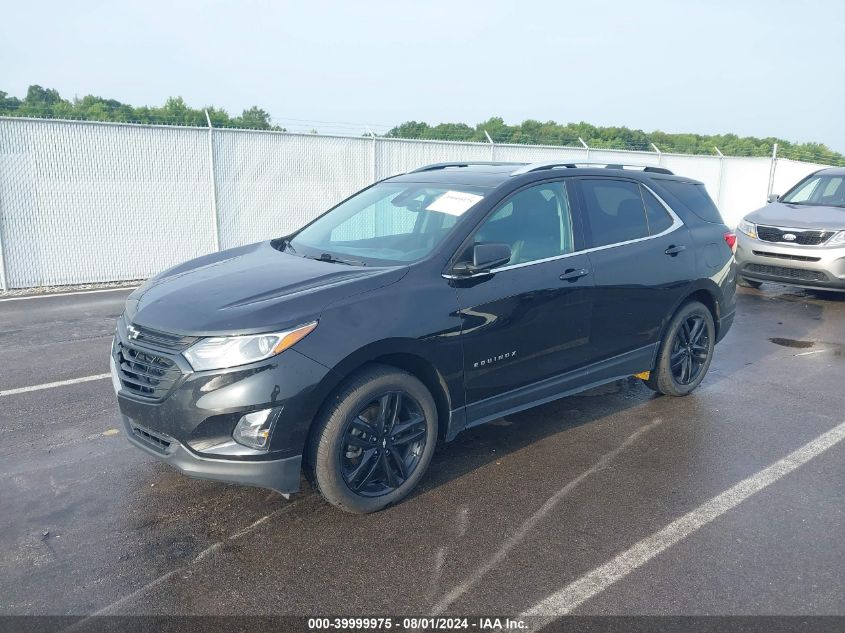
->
[[510, 162, 674, 176], [409, 161, 525, 173]]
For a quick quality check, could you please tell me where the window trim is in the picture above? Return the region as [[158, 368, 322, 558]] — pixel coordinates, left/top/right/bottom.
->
[[443, 181, 683, 278]]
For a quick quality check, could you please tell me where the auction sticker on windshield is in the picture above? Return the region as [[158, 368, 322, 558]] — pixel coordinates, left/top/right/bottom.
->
[[426, 191, 484, 216]]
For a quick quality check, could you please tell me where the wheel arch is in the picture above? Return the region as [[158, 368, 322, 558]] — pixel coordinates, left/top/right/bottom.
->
[[686, 288, 719, 327], [660, 282, 723, 346], [301, 341, 456, 468]]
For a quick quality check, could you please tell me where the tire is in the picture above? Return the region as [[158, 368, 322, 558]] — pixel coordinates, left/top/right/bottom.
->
[[646, 301, 716, 397], [308, 364, 438, 514], [738, 276, 763, 289]]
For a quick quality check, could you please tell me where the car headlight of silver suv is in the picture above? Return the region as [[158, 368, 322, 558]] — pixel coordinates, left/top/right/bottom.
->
[[737, 218, 757, 239], [827, 230, 845, 246], [183, 322, 317, 371]]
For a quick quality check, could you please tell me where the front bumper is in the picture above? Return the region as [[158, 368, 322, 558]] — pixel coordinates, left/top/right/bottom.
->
[[123, 415, 302, 493], [735, 232, 845, 291], [111, 317, 335, 494]]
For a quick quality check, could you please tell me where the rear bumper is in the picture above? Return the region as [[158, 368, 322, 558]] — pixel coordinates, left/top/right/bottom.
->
[[736, 232, 845, 290], [123, 415, 302, 493]]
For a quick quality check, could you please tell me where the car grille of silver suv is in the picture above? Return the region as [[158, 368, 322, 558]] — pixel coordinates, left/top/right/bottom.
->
[[746, 263, 828, 282], [756, 225, 834, 246]]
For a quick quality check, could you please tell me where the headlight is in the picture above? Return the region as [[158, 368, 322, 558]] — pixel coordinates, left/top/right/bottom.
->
[[183, 322, 317, 371], [827, 230, 845, 246], [737, 219, 757, 239]]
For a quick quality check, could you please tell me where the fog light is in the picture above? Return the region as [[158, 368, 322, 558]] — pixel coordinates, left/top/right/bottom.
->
[[233, 408, 277, 450]]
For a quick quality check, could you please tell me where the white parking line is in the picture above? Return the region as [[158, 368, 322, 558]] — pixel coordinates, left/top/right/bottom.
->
[[432, 417, 665, 614], [520, 419, 845, 620], [0, 286, 138, 302], [794, 349, 829, 357], [0, 374, 111, 397], [61, 508, 289, 629]]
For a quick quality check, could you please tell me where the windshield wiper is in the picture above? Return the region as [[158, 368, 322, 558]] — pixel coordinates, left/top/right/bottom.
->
[[783, 200, 845, 208], [306, 253, 366, 266]]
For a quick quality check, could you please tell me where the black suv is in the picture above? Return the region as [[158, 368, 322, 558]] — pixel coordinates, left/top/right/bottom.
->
[[112, 162, 737, 513]]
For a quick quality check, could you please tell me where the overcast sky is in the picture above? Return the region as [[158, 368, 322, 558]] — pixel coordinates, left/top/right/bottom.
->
[[3, 0, 844, 150]]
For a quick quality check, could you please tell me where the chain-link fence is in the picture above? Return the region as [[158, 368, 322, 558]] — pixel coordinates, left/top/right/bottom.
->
[[0, 116, 830, 290]]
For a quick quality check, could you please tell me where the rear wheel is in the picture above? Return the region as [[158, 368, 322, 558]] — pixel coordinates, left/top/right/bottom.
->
[[646, 301, 715, 396], [309, 365, 438, 514]]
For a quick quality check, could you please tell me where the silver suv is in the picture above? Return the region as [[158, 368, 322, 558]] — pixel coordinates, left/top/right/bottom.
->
[[736, 167, 845, 292]]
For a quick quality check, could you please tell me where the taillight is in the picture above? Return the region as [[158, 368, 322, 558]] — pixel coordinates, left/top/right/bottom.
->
[[724, 232, 737, 253]]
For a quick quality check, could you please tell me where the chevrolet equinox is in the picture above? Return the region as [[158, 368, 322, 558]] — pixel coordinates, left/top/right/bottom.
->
[[112, 162, 737, 513]]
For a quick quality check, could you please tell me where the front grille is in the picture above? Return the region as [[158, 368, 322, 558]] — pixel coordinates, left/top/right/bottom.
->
[[746, 264, 828, 282], [126, 323, 198, 352], [116, 342, 182, 399], [131, 423, 172, 451], [752, 250, 822, 262], [756, 225, 833, 246]]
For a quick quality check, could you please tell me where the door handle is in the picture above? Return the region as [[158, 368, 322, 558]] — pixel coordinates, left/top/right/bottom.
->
[[664, 244, 687, 256], [559, 268, 590, 281]]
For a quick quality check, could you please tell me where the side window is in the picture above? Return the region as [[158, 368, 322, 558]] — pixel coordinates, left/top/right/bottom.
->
[[580, 179, 648, 247], [641, 186, 674, 235], [819, 176, 844, 203], [657, 180, 723, 223], [473, 181, 574, 266]]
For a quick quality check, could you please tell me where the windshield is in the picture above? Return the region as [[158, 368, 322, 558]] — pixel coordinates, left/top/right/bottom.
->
[[288, 182, 489, 264], [781, 173, 845, 207]]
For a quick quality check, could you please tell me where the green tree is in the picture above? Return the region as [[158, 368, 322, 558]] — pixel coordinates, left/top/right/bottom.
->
[[0, 85, 285, 131], [234, 106, 273, 130], [386, 117, 844, 165], [1, 85, 842, 164]]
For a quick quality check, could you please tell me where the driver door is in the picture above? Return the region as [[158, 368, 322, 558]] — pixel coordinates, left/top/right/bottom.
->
[[452, 180, 594, 425]]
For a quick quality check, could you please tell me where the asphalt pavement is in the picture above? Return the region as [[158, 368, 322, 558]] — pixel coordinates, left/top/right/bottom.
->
[[0, 284, 843, 617]]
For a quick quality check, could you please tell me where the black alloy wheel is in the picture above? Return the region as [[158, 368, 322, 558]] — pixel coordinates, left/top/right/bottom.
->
[[340, 391, 428, 497], [670, 314, 710, 386], [645, 300, 715, 397]]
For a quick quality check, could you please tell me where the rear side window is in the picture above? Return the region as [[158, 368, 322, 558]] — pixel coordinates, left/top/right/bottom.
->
[[657, 180, 723, 223], [580, 179, 648, 247], [641, 186, 674, 234]]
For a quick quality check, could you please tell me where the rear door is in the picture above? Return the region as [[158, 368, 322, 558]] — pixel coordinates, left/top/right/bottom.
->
[[574, 177, 695, 365]]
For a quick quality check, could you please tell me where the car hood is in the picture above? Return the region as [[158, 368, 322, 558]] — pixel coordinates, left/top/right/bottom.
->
[[125, 241, 408, 336], [746, 202, 845, 231]]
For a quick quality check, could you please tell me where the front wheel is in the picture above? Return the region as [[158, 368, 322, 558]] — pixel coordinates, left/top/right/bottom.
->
[[646, 301, 716, 396], [309, 365, 438, 514]]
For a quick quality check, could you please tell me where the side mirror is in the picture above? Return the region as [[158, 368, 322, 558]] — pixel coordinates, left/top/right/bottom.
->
[[767, 193, 780, 203], [453, 243, 512, 276]]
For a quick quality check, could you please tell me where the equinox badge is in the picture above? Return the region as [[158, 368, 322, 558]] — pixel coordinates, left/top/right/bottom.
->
[[473, 350, 517, 368]]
